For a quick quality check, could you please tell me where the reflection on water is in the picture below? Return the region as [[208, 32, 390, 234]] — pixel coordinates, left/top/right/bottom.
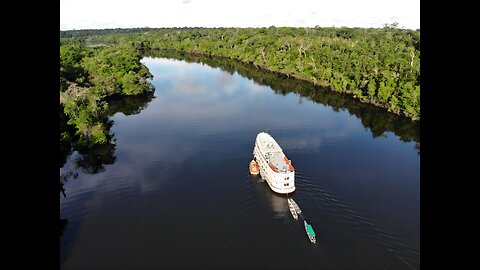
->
[[60, 91, 155, 188], [106, 91, 155, 116], [260, 181, 290, 219], [59, 91, 155, 240], [60, 218, 68, 237], [60, 54, 419, 270], [72, 142, 116, 175], [144, 50, 420, 147]]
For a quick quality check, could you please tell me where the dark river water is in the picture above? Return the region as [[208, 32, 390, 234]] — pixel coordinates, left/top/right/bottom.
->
[[60, 53, 420, 270]]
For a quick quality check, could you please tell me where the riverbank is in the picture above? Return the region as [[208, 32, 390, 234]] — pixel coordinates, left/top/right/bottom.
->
[[149, 47, 418, 120], [60, 56, 420, 270], [143, 49, 419, 145], [62, 26, 420, 120], [60, 40, 154, 147]]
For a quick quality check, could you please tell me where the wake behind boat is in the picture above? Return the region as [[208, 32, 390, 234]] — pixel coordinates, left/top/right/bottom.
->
[[253, 132, 295, 194]]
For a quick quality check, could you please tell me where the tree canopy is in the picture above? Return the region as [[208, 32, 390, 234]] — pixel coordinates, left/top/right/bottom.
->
[[62, 26, 420, 120], [60, 40, 153, 147]]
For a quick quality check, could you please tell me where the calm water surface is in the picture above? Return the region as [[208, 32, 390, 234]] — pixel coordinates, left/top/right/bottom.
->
[[60, 56, 420, 270]]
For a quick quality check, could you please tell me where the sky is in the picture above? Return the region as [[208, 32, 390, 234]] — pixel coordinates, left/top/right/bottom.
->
[[60, 0, 420, 30]]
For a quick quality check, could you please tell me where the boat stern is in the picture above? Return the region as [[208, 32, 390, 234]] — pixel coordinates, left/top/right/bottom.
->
[[270, 171, 295, 194]]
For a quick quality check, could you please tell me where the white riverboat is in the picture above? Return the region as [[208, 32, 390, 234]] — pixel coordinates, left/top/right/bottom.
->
[[253, 132, 295, 194]]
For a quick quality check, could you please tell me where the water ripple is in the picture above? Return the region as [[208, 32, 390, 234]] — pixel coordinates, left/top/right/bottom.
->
[[293, 171, 420, 269]]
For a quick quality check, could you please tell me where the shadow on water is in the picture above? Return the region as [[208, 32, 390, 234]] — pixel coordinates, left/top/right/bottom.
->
[[143, 49, 420, 149]]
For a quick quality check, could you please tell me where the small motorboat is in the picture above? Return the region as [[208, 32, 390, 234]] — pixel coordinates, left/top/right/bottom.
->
[[249, 160, 259, 175], [288, 198, 298, 220], [304, 220, 316, 244]]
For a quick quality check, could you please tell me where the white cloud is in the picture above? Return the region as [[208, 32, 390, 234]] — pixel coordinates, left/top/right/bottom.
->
[[61, 0, 419, 30]]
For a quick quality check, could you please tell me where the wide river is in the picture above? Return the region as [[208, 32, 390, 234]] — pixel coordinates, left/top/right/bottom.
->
[[60, 53, 420, 270]]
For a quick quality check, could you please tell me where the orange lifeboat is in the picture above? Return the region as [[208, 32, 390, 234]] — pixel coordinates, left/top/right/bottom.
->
[[249, 160, 259, 175], [268, 162, 279, 173], [284, 155, 295, 172]]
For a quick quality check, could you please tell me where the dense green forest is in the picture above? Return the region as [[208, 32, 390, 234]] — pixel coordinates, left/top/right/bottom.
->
[[61, 26, 420, 120], [144, 49, 419, 146], [60, 39, 153, 150], [60, 27, 420, 194], [60, 40, 155, 193]]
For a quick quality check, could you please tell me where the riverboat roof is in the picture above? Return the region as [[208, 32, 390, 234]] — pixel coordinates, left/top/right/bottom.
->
[[257, 132, 291, 173]]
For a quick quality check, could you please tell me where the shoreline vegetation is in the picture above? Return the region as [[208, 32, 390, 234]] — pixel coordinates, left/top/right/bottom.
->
[[60, 39, 155, 189], [61, 25, 420, 121], [143, 49, 419, 146], [60, 40, 154, 149], [60, 25, 420, 174], [60, 27, 420, 192]]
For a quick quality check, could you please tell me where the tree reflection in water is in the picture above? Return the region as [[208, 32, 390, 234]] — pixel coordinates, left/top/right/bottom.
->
[[60, 52, 421, 235], [144, 49, 420, 149], [60, 218, 68, 237], [60, 91, 155, 191], [60, 91, 155, 234]]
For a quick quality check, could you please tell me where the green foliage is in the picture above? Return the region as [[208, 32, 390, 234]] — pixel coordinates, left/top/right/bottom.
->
[[60, 41, 153, 147], [63, 26, 419, 120], [367, 78, 377, 99], [60, 40, 89, 90], [145, 50, 419, 143]]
